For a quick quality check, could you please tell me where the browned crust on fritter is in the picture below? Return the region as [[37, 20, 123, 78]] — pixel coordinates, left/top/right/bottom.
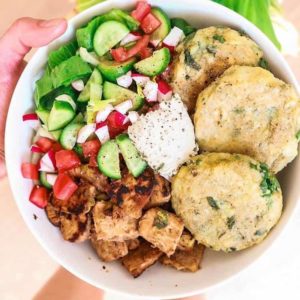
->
[[122, 240, 163, 278], [109, 169, 155, 219], [160, 243, 205, 272], [45, 201, 60, 227], [60, 213, 91, 243], [126, 238, 140, 251], [177, 230, 196, 251], [51, 182, 96, 214]]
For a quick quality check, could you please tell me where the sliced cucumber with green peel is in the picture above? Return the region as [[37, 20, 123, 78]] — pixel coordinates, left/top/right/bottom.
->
[[55, 94, 77, 111], [60, 123, 83, 150], [103, 82, 144, 110], [40, 172, 52, 189], [134, 48, 171, 76], [48, 100, 76, 131], [93, 21, 130, 56], [97, 140, 121, 179], [151, 8, 171, 43], [36, 107, 50, 125], [78, 69, 103, 103], [98, 57, 136, 82], [73, 144, 84, 157], [50, 129, 62, 140], [116, 134, 147, 177], [70, 113, 84, 124]]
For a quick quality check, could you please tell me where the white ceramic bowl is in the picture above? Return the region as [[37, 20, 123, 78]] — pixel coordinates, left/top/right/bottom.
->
[[5, 0, 300, 299]]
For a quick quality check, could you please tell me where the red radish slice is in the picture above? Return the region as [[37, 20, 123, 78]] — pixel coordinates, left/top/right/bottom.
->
[[21, 163, 39, 180], [128, 111, 139, 124], [71, 80, 85, 91], [22, 113, 40, 131], [132, 73, 150, 87], [120, 33, 142, 46], [46, 174, 58, 186], [150, 39, 161, 47], [95, 123, 110, 144], [163, 27, 185, 47], [39, 150, 56, 173], [96, 104, 114, 123], [108, 111, 128, 127], [158, 80, 173, 102], [29, 185, 48, 208], [114, 100, 133, 115], [117, 71, 133, 88], [143, 81, 158, 102], [162, 43, 175, 53], [31, 145, 44, 154], [77, 124, 96, 143]]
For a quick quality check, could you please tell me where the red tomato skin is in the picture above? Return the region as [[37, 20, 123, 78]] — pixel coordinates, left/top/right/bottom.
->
[[89, 155, 98, 168], [131, 1, 151, 22], [55, 150, 81, 172], [141, 13, 161, 34], [82, 139, 101, 158], [21, 163, 39, 180], [139, 47, 153, 59], [29, 185, 48, 208], [36, 137, 53, 153], [53, 174, 78, 201]]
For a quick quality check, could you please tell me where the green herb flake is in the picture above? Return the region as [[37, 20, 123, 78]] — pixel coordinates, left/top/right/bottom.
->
[[213, 34, 225, 43], [259, 58, 269, 69], [233, 107, 245, 114], [207, 197, 220, 210], [249, 162, 259, 170], [255, 229, 266, 236], [184, 49, 201, 70], [227, 216, 235, 229], [195, 158, 202, 165], [153, 210, 169, 229], [296, 130, 300, 141]]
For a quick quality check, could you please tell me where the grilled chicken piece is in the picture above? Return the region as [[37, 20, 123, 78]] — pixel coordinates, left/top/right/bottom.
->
[[139, 208, 184, 256], [145, 174, 171, 209], [93, 202, 139, 241], [126, 239, 140, 251], [122, 240, 163, 278], [68, 165, 109, 192], [177, 230, 196, 251], [160, 243, 205, 272], [91, 235, 128, 262], [45, 202, 60, 226], [60, 213, 91, 242], [51, 182, 96, 214], [110, 169, 154, 219]]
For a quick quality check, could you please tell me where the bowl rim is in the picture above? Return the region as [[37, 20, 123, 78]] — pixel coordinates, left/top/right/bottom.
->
[[5, 0, 300, 298]]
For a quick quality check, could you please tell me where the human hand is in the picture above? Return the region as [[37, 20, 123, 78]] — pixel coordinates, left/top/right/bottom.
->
[[0, 17, 67, 178]]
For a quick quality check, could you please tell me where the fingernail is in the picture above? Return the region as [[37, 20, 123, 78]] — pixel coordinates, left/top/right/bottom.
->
[[39, 18, 66, 28]]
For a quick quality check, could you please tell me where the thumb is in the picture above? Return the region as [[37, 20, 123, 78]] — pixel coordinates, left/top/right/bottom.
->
[[0, 17, 67, 65]]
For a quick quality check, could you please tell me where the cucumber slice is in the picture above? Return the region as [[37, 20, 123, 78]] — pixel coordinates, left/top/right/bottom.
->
[[36, 107, 50, 125], [116, 134, 147, 177], [171, 18, 196, 36], [98, 57, 136, 82], [48, 100, 76, 131], [134, 48, 171, 76], [76, 9, 139, 51], [40, 172, 52, 189], [70, 113, 84, 124], [48, 40, 78, 69], [151, 8, 171, 43], [60, 123, 83, 150], [97, 140, 121, 179], [103, 82, 144, 110], [55, 94, 77, 111], [51, 56, 92, 88], [78, 69, 103, 103], [93, 21, 130, 56], [73, 144, 84, 157], [50, 129, 62, 140]]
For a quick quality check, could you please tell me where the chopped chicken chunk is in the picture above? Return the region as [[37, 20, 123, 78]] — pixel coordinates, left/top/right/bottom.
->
[[45, 202, 60, 226], [126, 239, 140, 251], [177, 230, 196, 251], [139, 208, 184, 256]]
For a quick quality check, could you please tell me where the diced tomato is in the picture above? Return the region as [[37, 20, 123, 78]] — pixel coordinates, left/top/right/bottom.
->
[[21, 163, 39, 180], [82, 139, 101, 158], [53, 174, 78, 201], [139, 47, 153, 59], [89, 155, 98, 168], [55, 150, 81, 172], [141, 13, 161, 34], [36, 137, 53, 153], [112, 35, 150, 62], [29, 185, 48, 208], [107, 111, 131, 138], [131, 1, 151, 22], [51, 142, 63, 152]]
